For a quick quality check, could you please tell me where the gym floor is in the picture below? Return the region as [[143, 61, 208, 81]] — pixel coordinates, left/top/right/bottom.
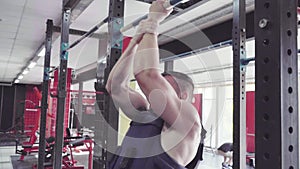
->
[[0, 146, 13, 169], [0, 145, 254, 169], [197, 151, 254, 169], [0, 146, 90, 169]]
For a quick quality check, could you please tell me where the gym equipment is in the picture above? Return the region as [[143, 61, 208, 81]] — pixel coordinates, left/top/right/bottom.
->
[[232, 0, 247, 167], [53, 7, 71, 168], [49, 68, 73, 137], [65, 17, 109, 52], [15, 87, 53, 161], [43, 129, 93, 169], [16, 133, 55, 161], [240, 57, 255, 66], [37, 19, 53, 169], [63, 134, 93, 169], [15, 86, 42, 160], [120, 0, 187, 33]]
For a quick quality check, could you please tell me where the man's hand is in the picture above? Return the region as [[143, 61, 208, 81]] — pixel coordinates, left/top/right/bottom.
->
[[132, 19, 159, 44], [148, 0, 173, 23]]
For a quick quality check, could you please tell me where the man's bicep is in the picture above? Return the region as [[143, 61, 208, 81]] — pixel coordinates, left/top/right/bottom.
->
[[135, 70, 175, 97], [164, 101, 200, 133], [135, 71, 183, 123]]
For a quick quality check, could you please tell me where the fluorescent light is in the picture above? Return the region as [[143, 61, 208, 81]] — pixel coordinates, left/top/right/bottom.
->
[[22, 69, 29, 75], [28, 62, 37, 69], [17, 75, 24, 80], [38, 48, 45, 57], [14, 79, 20, 83]]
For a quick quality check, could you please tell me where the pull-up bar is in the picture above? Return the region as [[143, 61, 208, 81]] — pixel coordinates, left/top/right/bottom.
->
[[121, 0, 186, 33], [64, 17, 109, 52], [64, 0, 185, 52]]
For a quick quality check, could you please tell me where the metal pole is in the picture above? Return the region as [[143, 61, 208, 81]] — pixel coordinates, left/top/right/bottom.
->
[[52, 26, 104, 39], [77, 82, 83, 124], [53, 6, 71, 169], [160, 40, 232, 62], [37, 19, 53, 169], [66, 17, 108, 51], [232, 0, 247, 168], [255, 0, 299, 168], [215, 87, 220, 150], [94, 0, 124, 168], [93, 32, 108, 169], [0, 87, 3, 130], [164, 61, 174, 72], [121, 0, 185, 33]]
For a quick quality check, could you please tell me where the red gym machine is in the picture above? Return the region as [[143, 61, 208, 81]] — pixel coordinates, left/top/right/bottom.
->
[[16, 84, 94, 169]]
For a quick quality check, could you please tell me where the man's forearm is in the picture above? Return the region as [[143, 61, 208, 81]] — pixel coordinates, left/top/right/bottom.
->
[[106, 41, 138, 93], [106, 38, 150, 115], [134, 33, 161, 75]]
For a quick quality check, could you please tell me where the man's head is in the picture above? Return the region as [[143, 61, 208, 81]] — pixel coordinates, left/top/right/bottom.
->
[[162, 71, 194, 102]]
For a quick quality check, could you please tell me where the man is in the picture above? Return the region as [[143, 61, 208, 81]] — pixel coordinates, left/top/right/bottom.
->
[[186, 122, 206, 169], [217, 143, 233, 169], [106, 1, 201, 168]]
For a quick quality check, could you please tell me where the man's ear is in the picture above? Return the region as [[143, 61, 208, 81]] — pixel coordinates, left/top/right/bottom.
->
[[180, 92, 188, 100]]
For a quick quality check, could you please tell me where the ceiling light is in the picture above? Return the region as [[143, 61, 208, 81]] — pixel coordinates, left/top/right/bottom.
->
[[22, 69, 29, 75], [14, 79, 20, 83], [28, 62, 37, 69], [17, 75, 24, 80], [38, 47, 45, 57]]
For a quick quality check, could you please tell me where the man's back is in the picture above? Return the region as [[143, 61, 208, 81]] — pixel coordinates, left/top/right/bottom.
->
[[109, 111, 186, 169], [161, 101, 201, 166]]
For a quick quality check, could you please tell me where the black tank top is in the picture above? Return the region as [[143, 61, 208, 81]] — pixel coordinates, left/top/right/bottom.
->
[[109, 110, 186, 169]]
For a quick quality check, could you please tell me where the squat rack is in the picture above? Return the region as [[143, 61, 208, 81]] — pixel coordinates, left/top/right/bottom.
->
[[254, 0, 298, 168], [37, 0, 299, 169], [101, 1, 299, 169]]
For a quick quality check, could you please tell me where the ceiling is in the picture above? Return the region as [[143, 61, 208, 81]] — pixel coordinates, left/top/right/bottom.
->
[[0, 0, 299, 86], [0, 0, 61, 83]]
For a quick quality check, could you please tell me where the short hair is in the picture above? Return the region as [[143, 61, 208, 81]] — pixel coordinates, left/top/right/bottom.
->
[[161, 71, 194, 98]]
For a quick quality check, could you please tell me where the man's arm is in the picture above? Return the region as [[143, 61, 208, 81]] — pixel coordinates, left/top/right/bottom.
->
[[106, 40, 149, 119], [133, 1, 200, 132], [134, 33, 200, 134]]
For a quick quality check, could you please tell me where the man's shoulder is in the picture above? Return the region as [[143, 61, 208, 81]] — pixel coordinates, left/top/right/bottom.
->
[[180, 100, 199, 116]]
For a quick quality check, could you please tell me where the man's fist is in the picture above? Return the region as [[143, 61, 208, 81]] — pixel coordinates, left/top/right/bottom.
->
[[132, 19, 159, 44], [148, 0, 173, 23]]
